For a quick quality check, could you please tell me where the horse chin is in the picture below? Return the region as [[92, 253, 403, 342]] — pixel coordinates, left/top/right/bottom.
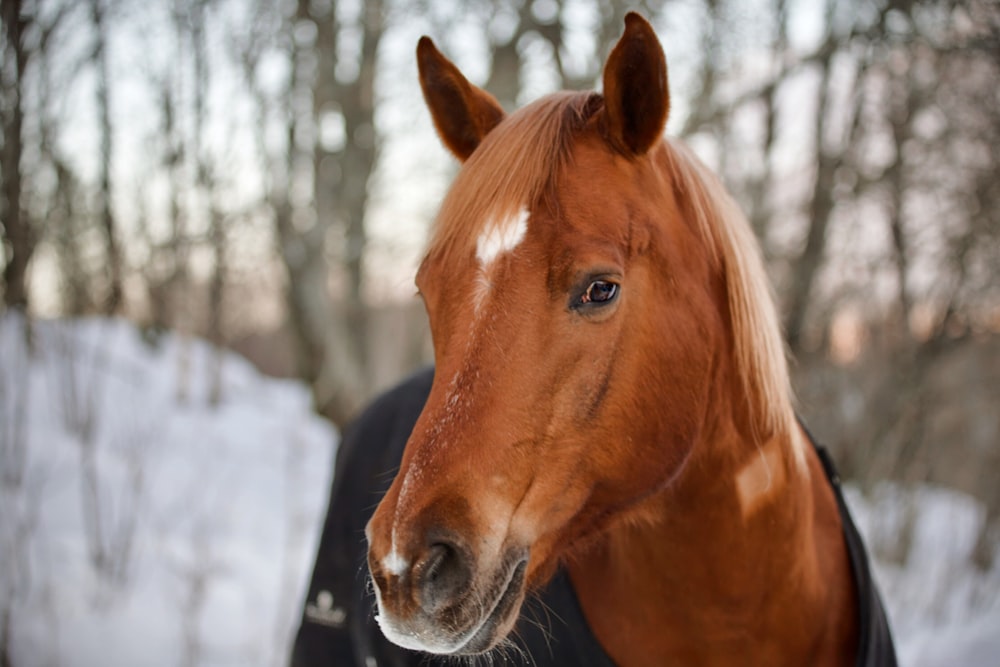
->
[[374, 557, 528, 656], [450, 558, 528, 654]]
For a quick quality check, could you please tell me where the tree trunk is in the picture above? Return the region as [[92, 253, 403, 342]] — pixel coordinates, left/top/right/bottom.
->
[[784, 49, 835, 352], [189, 0, 226, 404], [90, 0, 122, 313], [884, 58, 918, 336], [327, 0, 385, 408], [273, 0, 388, 425], [1, 0, 29, 311]]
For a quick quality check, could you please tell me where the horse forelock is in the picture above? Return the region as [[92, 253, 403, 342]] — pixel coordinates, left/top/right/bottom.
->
[[427, 91, 600, 267], [662, 139, 805, 473]]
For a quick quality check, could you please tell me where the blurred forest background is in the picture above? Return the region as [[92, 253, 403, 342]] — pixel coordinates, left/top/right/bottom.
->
[[1, 0, 998, 612]]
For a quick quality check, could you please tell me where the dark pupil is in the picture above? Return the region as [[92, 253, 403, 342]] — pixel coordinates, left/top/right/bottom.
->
[[585, 281, 617, 304]]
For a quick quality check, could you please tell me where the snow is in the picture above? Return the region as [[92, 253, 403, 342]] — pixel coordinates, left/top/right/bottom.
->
[[2, 315, 998, 665], [1, 316, 336, 667], [846, 485, 1000, 666]]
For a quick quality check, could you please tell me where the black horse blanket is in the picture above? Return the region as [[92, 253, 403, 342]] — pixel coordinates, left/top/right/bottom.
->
[[290, 367, 897, 666]]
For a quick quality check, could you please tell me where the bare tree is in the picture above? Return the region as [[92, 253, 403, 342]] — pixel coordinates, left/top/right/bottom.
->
[[141, 29, 189, 332], [89, 0, 123, 313], [311, 0, 387, 423], [34, 1, 90, 315], [187, 0, 228, 404], [1, 0, 31, 311], [253, 0, 390, 425]]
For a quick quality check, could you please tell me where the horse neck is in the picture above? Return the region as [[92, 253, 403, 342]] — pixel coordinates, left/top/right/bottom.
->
[[566, 417, 860, 666]]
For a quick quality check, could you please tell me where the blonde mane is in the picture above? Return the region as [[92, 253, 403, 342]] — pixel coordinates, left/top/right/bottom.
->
[[663, 139, 804, 470]]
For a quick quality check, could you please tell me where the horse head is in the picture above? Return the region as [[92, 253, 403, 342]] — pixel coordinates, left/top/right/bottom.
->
[[365, 12, 797, 657]]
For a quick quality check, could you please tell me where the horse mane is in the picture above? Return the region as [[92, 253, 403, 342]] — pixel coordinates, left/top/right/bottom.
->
[[662, 139, 804, 471], [425, 90, 804, 471]]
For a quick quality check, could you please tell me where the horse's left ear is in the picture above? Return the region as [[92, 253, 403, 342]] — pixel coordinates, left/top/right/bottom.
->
[[600, 13, 670, 156]]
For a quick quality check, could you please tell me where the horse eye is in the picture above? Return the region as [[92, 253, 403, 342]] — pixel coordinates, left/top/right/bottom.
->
[[580, 280, 619, 305]]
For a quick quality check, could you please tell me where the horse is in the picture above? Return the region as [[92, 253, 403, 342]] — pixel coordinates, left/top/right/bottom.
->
[[292, 12, 896, 667]]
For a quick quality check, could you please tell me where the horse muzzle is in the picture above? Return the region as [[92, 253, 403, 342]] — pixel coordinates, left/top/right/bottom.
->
[[366, 532, 529, 655]]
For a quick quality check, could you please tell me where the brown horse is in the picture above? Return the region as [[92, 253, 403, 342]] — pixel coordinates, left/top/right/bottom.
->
[[366, 13, 872, 666]]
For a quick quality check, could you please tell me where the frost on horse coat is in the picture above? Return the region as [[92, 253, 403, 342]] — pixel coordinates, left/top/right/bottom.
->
[[298, 12, 897, 667]]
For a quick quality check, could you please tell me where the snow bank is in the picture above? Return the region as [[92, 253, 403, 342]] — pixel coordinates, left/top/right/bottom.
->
[[1, 316, 336, 667], [846, 485, 1000, 666]]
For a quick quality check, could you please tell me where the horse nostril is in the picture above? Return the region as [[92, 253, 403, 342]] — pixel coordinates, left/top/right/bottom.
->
[[417, 540, 471, 611], [423, 543, 449, 583]]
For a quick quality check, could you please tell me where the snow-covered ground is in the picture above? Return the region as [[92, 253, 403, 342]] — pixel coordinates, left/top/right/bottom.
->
[[847, 485, 1000, 666], [1, 316, 336, 666], [1, 316, 998, 665]]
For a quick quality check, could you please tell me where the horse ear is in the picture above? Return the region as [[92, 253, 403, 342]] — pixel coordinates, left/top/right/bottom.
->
[[600, 13, 670, 156], [417, 37, 506, 162]]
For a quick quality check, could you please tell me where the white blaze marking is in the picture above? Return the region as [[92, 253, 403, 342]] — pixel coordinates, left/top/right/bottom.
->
[[476, 207, 529, 267]]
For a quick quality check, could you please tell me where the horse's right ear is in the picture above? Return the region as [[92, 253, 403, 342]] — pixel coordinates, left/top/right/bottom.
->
[[417, 37, 506, 162]]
